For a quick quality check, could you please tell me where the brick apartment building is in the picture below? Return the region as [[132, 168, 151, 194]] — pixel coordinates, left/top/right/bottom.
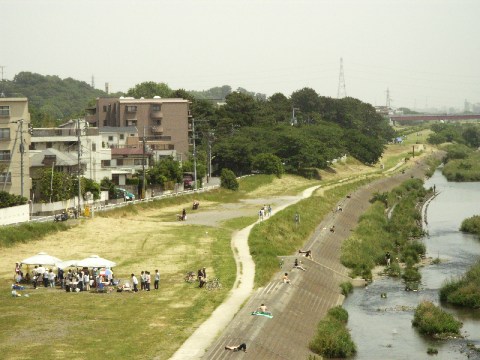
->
[[86, 97, 192, 162]]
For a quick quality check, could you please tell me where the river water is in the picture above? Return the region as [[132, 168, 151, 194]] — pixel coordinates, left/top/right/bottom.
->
[[343, 170, 480, 360]]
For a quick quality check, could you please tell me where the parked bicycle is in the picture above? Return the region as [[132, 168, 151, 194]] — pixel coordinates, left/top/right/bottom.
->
[[184, 271, 196, 283], [205, 277, 222, 291]]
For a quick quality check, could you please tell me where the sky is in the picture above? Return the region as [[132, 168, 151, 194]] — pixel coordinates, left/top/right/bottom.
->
[[2, 0, 480, 110]]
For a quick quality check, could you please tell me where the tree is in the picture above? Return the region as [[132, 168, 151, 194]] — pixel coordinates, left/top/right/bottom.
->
[[290, 87, 321, 114], [36, 169, 75, 202], [462, 126, 480, 148], [220, 168, 239, 191], [223, 91, 259, 127], [147, 156, 183, 186], [126, 81, 172, 98], [252, 153, 284, 177]]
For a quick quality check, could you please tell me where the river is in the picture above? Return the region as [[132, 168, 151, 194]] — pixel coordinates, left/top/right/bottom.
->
[[343, 169, 480, 360]]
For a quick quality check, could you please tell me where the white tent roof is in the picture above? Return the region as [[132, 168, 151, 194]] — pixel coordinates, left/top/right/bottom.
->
[[76, 255, 116, 268], [21, 252, 62, 266], [55, 260, 80, 269]]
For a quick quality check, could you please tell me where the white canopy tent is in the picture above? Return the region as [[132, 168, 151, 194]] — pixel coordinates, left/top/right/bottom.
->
[[55, 260, 80, 269], [76, 255, 116, 268], [21, 252, 62, 266]]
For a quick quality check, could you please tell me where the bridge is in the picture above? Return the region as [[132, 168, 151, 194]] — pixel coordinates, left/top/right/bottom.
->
[[390, 114, 480, 124]]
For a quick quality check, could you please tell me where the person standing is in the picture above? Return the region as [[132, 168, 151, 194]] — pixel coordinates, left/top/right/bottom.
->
[[146, 271, 151, 291], [385, 252, 391, 267], [154, 270, 160, 290], [131, 273, 139, 292], [48, 269, 56, 288], [140, 271, 146, 290], [84, 271, 90, 291]]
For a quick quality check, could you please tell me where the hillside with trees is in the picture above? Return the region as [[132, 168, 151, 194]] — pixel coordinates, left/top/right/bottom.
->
[[0, 72, 111, 127]]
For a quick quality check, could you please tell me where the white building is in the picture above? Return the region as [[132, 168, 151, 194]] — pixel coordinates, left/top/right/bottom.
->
[[29, 119, 112, 183]]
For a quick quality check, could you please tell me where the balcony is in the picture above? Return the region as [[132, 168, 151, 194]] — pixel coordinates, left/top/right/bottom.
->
[[151, 126, 163, 134], [150, 110, 163, 119]]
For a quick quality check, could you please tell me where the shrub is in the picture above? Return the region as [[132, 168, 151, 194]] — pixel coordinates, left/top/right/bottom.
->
[[440, 261, 480, 308], [0, 191, 28, 209], [340, 282, 353, 297], [386, 262, 401, 277], [220, 168, 239, 191], [460, 215, 480, 236], [412, 301, 462, 337], [309, 307, 356, 358], [403, 266, 421, 282]]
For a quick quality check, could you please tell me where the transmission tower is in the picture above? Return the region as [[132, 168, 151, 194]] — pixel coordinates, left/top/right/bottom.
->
[[91, 75, 95, 89], [337, 58, 347, 98], [386, 88, 392, 109]]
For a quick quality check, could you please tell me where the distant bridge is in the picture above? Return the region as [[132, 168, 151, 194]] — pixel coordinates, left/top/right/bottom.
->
[[390, 114, 480, 123]]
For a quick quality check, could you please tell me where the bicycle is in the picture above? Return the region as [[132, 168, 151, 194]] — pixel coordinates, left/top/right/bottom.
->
[[205, 277, 222, 291], [184, 271, 196, 283]]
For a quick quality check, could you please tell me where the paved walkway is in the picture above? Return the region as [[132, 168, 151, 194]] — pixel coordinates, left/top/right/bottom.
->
[[169, 186, 320, 360]]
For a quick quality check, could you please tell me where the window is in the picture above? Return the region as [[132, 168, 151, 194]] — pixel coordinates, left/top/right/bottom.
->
[[116, 159, 124, 166], [0, 172, 11, 183], [134, 159, 145, 166], [103, 105, 107, 112], [126, 105, 137, 113], [119, 134, 124, 140], [152, 104, 161, 111], [127, 120, 137, 126], [156, 120, 162, 126], [108, 136, 114, 141], [101, 160, 111, 167], [0, 128, 10, 140], [0, 150, 10, 161], [46, 142, 53, 148], [0, 106, 10, 116], [92, 143, 96, 151]]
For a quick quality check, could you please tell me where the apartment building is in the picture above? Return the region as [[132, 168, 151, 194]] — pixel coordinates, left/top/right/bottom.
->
[[0, 98, 31, 197], [86, 97, 192, 162], [29, 119, 112, 183]]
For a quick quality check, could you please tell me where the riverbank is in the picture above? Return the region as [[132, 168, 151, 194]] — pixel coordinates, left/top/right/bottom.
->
[[200, 152, 443, 359]]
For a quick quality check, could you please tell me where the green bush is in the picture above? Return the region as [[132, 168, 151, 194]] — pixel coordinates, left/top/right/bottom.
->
[[340, 282, 353, 297], [403, 266, 421, 282], [309, 307, 356, 358], [0, 191, 28, 209], [412, 301, 462, 337], [460, 215, 480, 236], [386, 262, 401, 277], [220, 168, 239, 191], [439, 261, 480, 309]]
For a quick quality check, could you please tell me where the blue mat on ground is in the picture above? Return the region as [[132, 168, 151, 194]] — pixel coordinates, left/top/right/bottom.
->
[[251, 311, 273, 318]]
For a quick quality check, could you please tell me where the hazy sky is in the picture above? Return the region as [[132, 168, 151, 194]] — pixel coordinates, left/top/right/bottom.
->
[[2, 0, 479, 110]]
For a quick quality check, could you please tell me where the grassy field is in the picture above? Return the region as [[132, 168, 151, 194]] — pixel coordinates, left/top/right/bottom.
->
[[0, 139, 437, 359]]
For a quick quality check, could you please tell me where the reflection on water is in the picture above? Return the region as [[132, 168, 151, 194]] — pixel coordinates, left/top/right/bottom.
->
[[343, 170, 480, 360]]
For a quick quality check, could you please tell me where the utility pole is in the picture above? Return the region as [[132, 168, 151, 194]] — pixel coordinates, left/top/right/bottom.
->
[[0, 66, 5, 81], [207, 131, 212, 183], [77, 118, 82, 216], [337, 57, 347, 99], [192, 118, 197, 190], [142, 126, 146, 199], [50, 162, 55, 203], [19, 119, 24, 197]]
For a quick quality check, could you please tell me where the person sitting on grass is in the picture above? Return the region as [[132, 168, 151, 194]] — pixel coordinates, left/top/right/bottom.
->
[[293, 259, 306, 271], [225, 343, 247, 352]]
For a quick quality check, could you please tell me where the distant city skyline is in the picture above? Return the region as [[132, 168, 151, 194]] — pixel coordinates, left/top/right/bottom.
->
[[1, 0, 479, 110]]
